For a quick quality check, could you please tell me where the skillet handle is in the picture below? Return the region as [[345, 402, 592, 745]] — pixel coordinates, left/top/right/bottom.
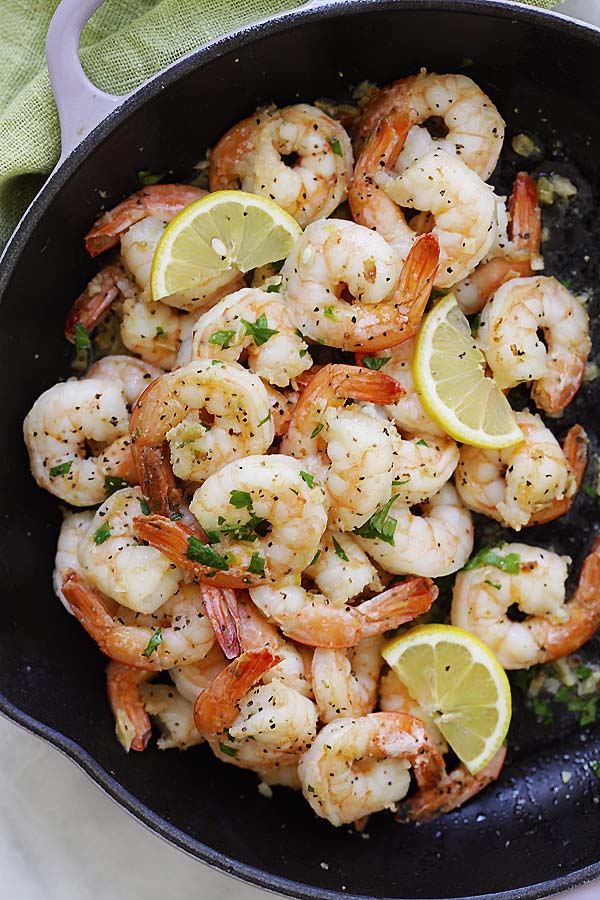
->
[[46, 0, 125, 164]]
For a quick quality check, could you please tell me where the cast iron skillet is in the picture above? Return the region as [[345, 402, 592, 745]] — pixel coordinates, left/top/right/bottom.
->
[[1, 1, 600, 897]]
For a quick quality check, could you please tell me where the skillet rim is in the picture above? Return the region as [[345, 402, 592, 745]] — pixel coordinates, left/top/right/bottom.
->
[[2, 1, 600, 897]]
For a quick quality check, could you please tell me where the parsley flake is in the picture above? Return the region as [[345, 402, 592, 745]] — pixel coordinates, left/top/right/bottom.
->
[[104, 475, 129, 496], [470, 312, 481, 336], [242, 313, 278, 346], [219, 740, 239, 757], [300, 471, 315, 488], [329, 137, 343, 156], [93, 522, 111, 545], [248, 553, 266, 576], [353, 495, 398, 546], [484, 580, 501, 591], [311, 423, 324, 439], [142, 627, 163, 658], [308, 548, 321, 567], [463, 546, 521, 574], [266, 283, 281, 293], [49, 461, 72, 478], [230, 490, 253, 510], [361, 356, 391, 371], [332, 536, 349, 562], [416, 439, 429, 447], [209, 329, 237, 349], [323, 306, 337, 321], [186, 537, 230, 570], [140, 498, 151, 516], [590, 761, 600, 780], [73, 323, 92, 353], [138, 169, 165, 186]]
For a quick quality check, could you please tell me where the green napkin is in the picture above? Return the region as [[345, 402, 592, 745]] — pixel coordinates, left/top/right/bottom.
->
[[0, 0, 561, 248]]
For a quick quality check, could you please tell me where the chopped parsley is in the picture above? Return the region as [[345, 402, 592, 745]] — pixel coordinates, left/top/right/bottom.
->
[[332, 536, 349, 562], [308, 548, 321, 567], [590, 761, 600, 780], [230, 490, 253, 510], [266, 283, 281, 293], [559, 277, 573, 290], [241, 313, 278, 346], [258, 412, 271, 426], [484, 580, 501, 591], [271, 258, 286, 273], [142, 627, 163, 658], [392, 478, 409, 486], [361, 356, 390, 371], [514, 661, 599, 728], [205, 529, 222, 544], [219, 740, 239, 757], [307, 784, 315, 793], [353, 495, 398, 546], [186, 536, 230, 570], [93, 522, 111, 545], [248, 553, 266, 576], [138, 169, 165, 186], [329, 137, 343, 156], [323, 306, 337, 321], [209, 329, 237, 349], [416, 439, 429, 448], [49, 461, 72, 478], [73, 323, 92, 353], [155, 326, 164, 337], [140, 497, 151, 515], [310, 423, 324, 439], [217, 513, 269, 543], [470, 312, 481, 336], [463, 546, 520, 574], [300, 471, 315, 488], [104, 475, 129, 496]]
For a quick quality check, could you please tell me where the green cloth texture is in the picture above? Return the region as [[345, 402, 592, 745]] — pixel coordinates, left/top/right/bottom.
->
[[0, 0, 561, 248]]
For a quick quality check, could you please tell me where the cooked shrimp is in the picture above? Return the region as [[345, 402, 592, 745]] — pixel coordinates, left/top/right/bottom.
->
[[263, 383, 300, 437], [312, 636, 383, 723], [120, 288, 183, 370], [454, 171, 543, 315], [106, 662, 153, 752], [250, 577, 437, 648], [209, 104, 353, 226], [129, 359, 274, 501], [455, 413, 587, 530], [298, 712, 445, 826], [194, 649, 318, 769], [85, 184, 205, 257], [306, 530, 383, 606], [477, 276, 591, 414], [354, 71, 505, 181], [64, 263, 126, 343], [77, 487, 183, 614], [351, 113, 498, 287], [190, 286, 312, 387], [451, 539, 600, 668], [356, 483, 474, 578], [62, 573, 216, 670], [281, 363, 402, 530], [387, 424, 459, 506], [139, 682, 203, 750], [357, 339, 446, 437], [282, 220, 439, 351], [88, 356, 162, 407], [53, 510, 94, 614], [399, 746, 507, 822], [189, 454, 329, 580], [23, 378, 133, 506]]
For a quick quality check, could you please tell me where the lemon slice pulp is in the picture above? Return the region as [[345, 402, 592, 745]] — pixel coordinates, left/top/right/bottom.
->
[[383, 623, 511, 774], [414, 293, 522, 449], [151, 190, 302, 303]]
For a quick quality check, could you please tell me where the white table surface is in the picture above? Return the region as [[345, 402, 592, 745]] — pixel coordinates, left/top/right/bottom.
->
[[4, 1, 600, 898]]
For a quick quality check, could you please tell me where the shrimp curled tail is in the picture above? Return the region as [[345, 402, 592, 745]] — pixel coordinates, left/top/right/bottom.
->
[[200, 585, 241, 660], [528, 424, 588, 526], [65, 264, 125, 343], [106, 661, 153, 752], [398, 745, 507, 823]]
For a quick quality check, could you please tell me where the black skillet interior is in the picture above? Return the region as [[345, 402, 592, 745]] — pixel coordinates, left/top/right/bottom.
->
[[2, 2, 600, 899]]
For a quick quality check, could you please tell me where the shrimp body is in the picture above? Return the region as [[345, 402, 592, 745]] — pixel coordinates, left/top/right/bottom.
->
[[478, 276, 591, 414], [106, 662, 153, 752], [282, 220, 439, 351], [250, 577, 437, 648], [62, 574, 216, 670], [281, 363, 403, 530], [189, 454, 328, 581], [53, 511, 95, 614], [139, 682, 203, 750], [78, 488, 183, 615], [88, 356, 162, 407], [312, 636, 384, 723], [170, 645, 228, 704], [456, 413, 586, 530], [355, 72, 505, 181], [306, 530, 383, 606], [120, 287, 183, 370], [190, 287, 312, 387], [298, 712, 445, 826], [210, 104, 353, 226], [23, 378, 132, 506], [357, 483, 473, 578], [451, 539, 600, 668], [388, 426, 459, 506], [194, 649, 317, 769], [130, 359, 274, 487]]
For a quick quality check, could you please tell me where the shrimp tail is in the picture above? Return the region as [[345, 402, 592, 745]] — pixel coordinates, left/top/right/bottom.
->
[[509, 172, 541, 252], [360, 577, 438, 630], [544, 536, 600, 661], [106, 661, 153, 752], [137, 443, 186, 521], [200, 586, 241, 659], [329, 363, 405, 404], [395, 232, 440, 332], [132, 514, 269, 587], [64, 264, 124, 342], [527, 424, 588, 526], [193, 649, 281, 737], [399, 745, 507, 822]]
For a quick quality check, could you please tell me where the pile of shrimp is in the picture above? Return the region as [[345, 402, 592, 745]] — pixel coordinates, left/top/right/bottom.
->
[[23, 69, 597, 831]]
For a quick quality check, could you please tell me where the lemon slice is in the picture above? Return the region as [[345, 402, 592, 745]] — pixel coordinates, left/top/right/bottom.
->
[[151, 190, 302, 302], [383, 624, 511, 774], [414, 293, 522, 449]]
